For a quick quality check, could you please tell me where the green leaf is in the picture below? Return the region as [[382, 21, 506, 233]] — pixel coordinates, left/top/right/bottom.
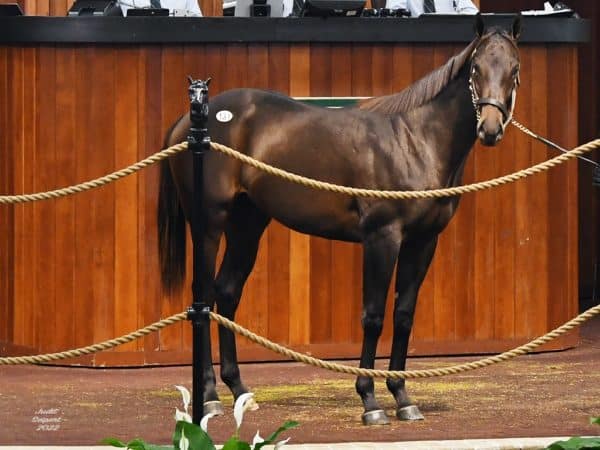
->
[[591, 417, 600, 426], [172, 421, 215, 450], [221, 437, 251, 450], [254, 421, 300, 449], [101, 438, 128, 448], [546, 437, 600, 450], [126, 438, 152, 450], [144, 445, 174, 450]]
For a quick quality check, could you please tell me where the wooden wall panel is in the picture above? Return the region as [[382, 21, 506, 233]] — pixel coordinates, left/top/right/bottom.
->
[[0, 46, 12, 348], [481, 0, 599, 313], [0, 42, 579, 366]]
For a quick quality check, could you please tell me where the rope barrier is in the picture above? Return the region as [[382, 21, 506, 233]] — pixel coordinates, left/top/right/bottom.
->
[[3, 303, 598, 375], [209, 303, 600, 379], [1, 135, 599, 205], [0, 312, 187, 365], [0, 143, 187, 204], [209, 137, 600, 199]]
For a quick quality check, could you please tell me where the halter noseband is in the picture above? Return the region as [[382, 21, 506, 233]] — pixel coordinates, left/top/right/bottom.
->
[[468, 38, 520, 131], [476, 96, 510, 123]]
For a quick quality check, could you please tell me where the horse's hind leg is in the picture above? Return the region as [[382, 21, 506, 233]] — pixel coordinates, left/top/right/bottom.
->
[[356, 222, 403, 425], [215, 195, 270, 404], [386, 235, 438, 421]]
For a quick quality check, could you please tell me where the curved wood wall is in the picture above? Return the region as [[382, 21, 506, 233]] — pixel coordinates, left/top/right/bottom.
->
[[0, 41, 579, 366]]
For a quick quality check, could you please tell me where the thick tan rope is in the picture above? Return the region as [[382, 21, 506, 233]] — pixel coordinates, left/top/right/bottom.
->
[[2, 137, 599, 205], [3, 303, 598, 372], [0, 312, 187, 365], [209, 303, 600, 379], [0, 143, 187, 204], [209, 138, 600, 199]]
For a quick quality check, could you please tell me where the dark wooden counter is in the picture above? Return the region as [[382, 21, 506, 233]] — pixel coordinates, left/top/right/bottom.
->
[[0, 15, 590, 43], [0, 16, 588, 366]]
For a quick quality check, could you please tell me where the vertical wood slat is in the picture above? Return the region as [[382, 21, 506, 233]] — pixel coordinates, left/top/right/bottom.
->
[[54, 47, 77, 352], [0, 42, 580, 365], [114, 47, 140, 352], [160, 46, 186, 352], [513, 46, 533, 339], [34, 46, 57, 351], [0, 46, 12, 346], [73, 46, 95, 350], [139, 46, 163, 357], [547, 46, 579, 329]]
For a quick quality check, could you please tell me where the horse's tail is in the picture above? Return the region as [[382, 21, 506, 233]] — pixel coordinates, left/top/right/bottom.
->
[[157, 157, 187, 294]]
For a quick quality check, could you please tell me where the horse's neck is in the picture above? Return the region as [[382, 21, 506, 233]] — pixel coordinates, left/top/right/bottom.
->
[[405, 70, 477, 187]]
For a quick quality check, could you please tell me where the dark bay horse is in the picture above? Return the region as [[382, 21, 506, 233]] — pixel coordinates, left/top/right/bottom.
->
[[158, 15, 522, 425]]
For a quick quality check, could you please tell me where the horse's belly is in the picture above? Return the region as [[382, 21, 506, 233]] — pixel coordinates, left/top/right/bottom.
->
[[246, 180, 363, 242]]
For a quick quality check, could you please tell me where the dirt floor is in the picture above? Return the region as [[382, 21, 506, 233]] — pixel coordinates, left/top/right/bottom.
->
[[1, 317, 600, 446]]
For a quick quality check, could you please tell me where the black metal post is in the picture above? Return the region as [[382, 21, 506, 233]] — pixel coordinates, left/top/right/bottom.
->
[[186, 77, 211, 425]]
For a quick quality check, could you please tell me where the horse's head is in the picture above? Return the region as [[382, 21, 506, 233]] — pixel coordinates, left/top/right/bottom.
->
[[470, 14, 521, 146]]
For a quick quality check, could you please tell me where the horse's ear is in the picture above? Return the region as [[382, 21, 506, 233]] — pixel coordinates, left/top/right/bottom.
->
[[511, 13, 522, 40], [206, 77, 212, 86], [187, 75, 194, 85], [474, 13, 484, 38]]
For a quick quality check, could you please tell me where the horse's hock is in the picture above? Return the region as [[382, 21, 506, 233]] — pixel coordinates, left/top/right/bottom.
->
[[0, 17, 586, 366]]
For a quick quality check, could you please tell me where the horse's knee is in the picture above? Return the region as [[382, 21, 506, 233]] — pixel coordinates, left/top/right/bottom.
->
[[362, 312, 384, 338]]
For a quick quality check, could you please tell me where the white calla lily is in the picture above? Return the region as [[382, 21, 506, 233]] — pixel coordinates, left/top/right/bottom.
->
[[200, 411, 217, 433], [175, 408, 192, 423], [179, 429, 189, 450], [233, 392, 255, 430], [174, 385, 191, 414], [251, 430, 265, 447], [274, 437, 291, 449]]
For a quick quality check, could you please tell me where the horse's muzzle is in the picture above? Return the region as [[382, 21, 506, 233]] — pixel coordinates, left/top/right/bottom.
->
[[477, 105, 505, 146], [477, 119, 504, 146]]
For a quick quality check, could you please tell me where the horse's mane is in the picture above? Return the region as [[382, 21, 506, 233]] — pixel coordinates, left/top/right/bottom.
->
[[358, 37, 481, 115]]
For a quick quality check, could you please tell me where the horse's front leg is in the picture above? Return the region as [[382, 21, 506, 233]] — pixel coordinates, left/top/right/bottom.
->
[[356, 222, 403, 426], [386, 235, 438, 421]]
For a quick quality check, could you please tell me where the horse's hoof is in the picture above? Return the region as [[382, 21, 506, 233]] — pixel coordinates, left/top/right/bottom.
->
[[203, 400, 224, 416], [361, 409, 391, 426], [396, 405, 424, 421]]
